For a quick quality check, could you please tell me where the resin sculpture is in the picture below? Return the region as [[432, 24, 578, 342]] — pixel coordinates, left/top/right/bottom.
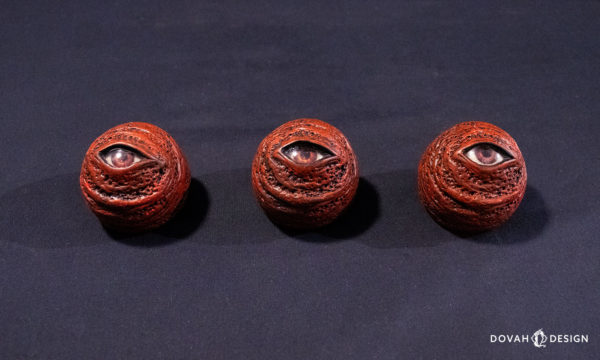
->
[[418, 121, 527, 233], [252, 118, 359, 229], [80, 122, 190, 232]]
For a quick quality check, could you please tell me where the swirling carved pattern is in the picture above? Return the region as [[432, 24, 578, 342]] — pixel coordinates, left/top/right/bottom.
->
[[252, 119, 359, 229], [80, 122, 190, 232], [417, 121, 527, 233]]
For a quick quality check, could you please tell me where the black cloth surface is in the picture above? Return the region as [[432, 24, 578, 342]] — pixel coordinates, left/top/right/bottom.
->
[[1, 1, 599, 359]]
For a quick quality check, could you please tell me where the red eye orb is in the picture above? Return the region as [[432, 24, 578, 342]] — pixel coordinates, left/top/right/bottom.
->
[[417, 121, 527, 233], [251, 118, 359, 229], [80, 122, 191, 233]]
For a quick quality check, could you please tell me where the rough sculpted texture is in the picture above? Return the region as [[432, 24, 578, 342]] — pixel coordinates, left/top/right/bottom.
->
[[252, 118, 359, 229], [80, 122, 191, 232], [418, 121, 527, 233]]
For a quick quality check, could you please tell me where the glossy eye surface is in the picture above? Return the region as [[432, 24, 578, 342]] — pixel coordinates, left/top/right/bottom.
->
[[101, 147, 144, 168], [464, 143, 512, 166], [281, 141, 334, 165]]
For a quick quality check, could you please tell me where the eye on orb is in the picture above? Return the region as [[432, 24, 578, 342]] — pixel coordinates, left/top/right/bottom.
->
[[100, 146, 144, 168], [464, 143, 513, 166], [281, 141, 334, 165]]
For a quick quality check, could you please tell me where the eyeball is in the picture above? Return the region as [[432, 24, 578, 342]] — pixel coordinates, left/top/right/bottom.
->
[[281, 141, 334, 165], [101, 146, 144, 168], [464, 143, 512, 166]]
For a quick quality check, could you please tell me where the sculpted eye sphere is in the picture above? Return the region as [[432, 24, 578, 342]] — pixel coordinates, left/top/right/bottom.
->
[[80, 122, 191, 233], [251, 118, 359, 229], [102, 147, 143, 168], [417, 121, 527, 233], [282, 141, 334, 164], [465, 143, 512, 166]]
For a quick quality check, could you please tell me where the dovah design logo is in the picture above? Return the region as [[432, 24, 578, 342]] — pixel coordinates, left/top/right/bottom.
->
[[532, 329, 548, 348], [490, 329, 589, 348]]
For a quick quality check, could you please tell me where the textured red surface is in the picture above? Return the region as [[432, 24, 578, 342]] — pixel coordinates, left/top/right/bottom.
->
[[80, 122, 191, 232], [252, 118, 359, 229], [418, 121, 527, 233]]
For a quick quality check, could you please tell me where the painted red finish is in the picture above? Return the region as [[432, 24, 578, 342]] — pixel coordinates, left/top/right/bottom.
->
[[252, 118, 359, 229], [80, 122, 191, 232], [418, 121, 527, 233]]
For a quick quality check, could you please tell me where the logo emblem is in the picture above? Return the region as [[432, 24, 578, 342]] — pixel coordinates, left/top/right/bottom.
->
[[532, 329, 548, 348]]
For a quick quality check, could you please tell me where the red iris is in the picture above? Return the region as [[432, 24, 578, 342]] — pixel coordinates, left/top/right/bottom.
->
[[105, 148, 135, 168], [474, 145, 496, 165]]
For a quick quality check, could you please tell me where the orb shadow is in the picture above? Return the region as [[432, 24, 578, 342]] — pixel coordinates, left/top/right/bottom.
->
[[352, 169, 451, 249], [107, 178, 209, 247], [282, 169, 452, 247], [0, 170, 547, 249], [459, 185, 549, 245], [282, 178, 381, 242], [185, 168, 288, 245]]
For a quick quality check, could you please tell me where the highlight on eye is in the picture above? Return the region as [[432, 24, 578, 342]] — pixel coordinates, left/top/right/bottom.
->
[[100, 146, 144, 168], [464, 143, 513, 166], [281, 141, 334, 165]]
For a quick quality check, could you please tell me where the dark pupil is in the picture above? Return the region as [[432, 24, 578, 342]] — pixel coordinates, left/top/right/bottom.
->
[[109, 148, 134, 168]]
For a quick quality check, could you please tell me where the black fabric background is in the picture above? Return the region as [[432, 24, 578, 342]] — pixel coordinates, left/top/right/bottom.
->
[[1, 1, 599, 359]]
